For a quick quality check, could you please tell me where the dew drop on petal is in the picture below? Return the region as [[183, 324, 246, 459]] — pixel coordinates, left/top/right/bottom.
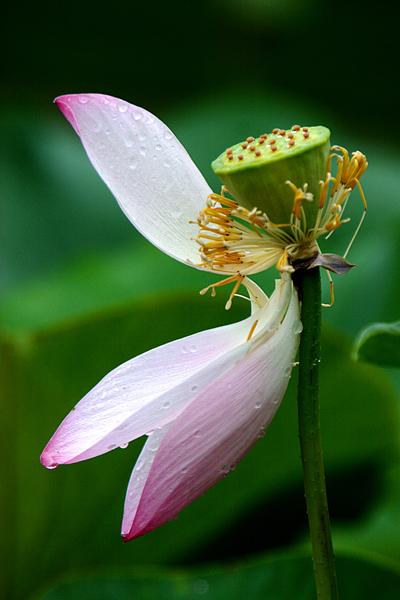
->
[[129, 157, 138, 170], [164, 130, 173, 140], [191, 384, 198, 392], [181, 467, 188, 474], [78, 96, 89, 104], [46, 462, 58, 470], [133, 110, 142, 121], [156, 144, 162, 151], [190, 345, 197, 353], [194, 430, 202, 438], [255, 401, 261, 409], [162, 401, 171, 409], [293, 319, 303, 334], [107, 444, 117, 450], [273, 398, 279, 405], [181, 346, 188, 354], [119, 442, 129, 449], [118, 103, 128, 113]]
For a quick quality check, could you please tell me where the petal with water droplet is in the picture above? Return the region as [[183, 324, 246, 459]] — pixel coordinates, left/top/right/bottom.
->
[[55, 94, 212, 266], [41, 296, 268, 468], [122, 283, 300, 539]]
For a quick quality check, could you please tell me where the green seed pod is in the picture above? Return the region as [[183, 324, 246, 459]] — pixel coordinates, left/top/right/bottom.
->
[[211, 126, 330, 227]]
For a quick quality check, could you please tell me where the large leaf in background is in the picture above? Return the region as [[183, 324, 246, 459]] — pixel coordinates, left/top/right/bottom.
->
[[35, 551, 400, 600], [353, 320, 400, 368], [2, 271, 399, 599]]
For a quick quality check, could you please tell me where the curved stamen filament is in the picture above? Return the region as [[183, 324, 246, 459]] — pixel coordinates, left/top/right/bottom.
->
[[191, 144, 367, 308]]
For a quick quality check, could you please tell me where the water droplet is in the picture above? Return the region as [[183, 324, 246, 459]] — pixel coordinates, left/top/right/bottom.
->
[[190, 345, 197, 353], [125, 137, 134, 148], [284, 366, 292, 378], [118, 103, 128, 113], [181, 467, 188, 474], [133, 110, 142, 121], [155, 144, 162, 151], [255, 401, 261, 409], [191, 384, 198, 392], [164, 130, 173, 140], [129, 157, 138, 170], [293, 319, 303, 334], [194, 430, 201, 438], [222, 465, 230, 474], [273, 398, 279, 405], [78, 96, 89, 104], [46, 462, 58, 470], [163, 159, 170, 168], [140, 146, 147, 157], [162, 401, 171, 409], [138, 133, 146, 142], [230, 464, 236, 471], [181, 346, 188, 354], [107, 444, 117, 450], [136, 460, 144, 471], [119, 442, 129, 449]]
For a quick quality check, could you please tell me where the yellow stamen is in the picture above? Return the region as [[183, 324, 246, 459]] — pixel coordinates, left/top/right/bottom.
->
[[246, 320, 259, 341]]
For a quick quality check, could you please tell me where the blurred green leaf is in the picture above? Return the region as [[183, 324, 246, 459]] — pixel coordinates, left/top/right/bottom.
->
[[36, 551, 400, 600], [353, 320, 400, 368]]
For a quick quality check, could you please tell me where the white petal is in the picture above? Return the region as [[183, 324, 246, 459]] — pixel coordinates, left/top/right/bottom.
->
[[121, 423, 173, 536], [122, 282, 300, 539], [55, 94, 212, 265], [41, 298, 269, 468]]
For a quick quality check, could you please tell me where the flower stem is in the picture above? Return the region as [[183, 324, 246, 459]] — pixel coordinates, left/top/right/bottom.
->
[[295, 266, 339, 599]]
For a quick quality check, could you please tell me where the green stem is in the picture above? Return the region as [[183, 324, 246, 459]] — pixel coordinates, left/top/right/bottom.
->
[[295, 267, 339, 599]]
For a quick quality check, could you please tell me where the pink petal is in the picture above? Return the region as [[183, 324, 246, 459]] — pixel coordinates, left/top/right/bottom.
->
[[55, 94, 212, 266], [40, 304, 266, 468], [122, 285, 300, 539]]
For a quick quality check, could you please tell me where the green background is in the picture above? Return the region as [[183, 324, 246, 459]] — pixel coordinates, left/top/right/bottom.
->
[[2, 1, 400, 598]]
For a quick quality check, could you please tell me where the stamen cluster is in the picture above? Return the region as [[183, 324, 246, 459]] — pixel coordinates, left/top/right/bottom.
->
[[192, 147, 367, 301]]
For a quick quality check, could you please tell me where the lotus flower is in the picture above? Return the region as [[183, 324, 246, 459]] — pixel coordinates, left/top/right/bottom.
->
[[41, 94, 301, 540]]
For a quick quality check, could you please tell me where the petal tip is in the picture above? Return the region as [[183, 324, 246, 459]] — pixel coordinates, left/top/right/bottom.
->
[[54, 95, 82, 136], [40, 450, 59, 470]]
